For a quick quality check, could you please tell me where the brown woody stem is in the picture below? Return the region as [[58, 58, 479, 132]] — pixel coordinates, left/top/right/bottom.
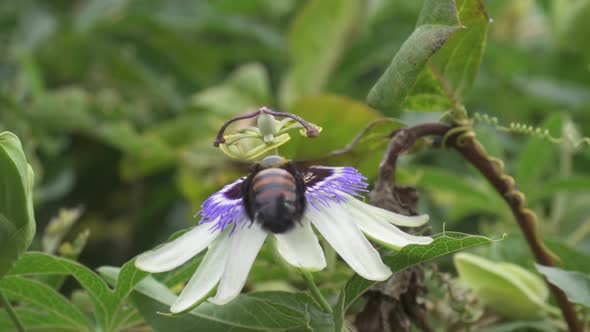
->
[[377, 123, 451, 187], [382, 123, 583, 332]]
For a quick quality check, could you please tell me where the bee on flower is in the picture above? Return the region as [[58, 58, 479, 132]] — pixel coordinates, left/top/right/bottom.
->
[[135, 107, 433, 313]]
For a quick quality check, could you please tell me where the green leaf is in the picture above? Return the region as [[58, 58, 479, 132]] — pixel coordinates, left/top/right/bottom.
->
[[279, 0, 366, 106], [0, 132, 36, 278], [136, 290, 334, 332], [0, 276, 92, 331], [553, 0, 590, 56], [432, 0, 490, 98], [535, 264, 590, 308], [0, 307, 84, 332], [477, 320, 559, 332], [511, 75, 590, 109], [283, 94, 403, 179], [6, 252, 147, 332], [398, 68, 455, 112], [8, 252, 111, 329], [455, 253, 556, 320], [368, 0, 490, 112], [488, 235, 590, 275], [74, 0, 131, 33], [367, 0, 461, 112], [43, 229, 91, 290], [544, 241, 590, 275], [314, 118, 405, 181], [190, 63, 271, 116], [27, 88, 178, 180], [100, 267, 334, 332], [334, 232, 494, 329], [285, 95, 383, 158], [95, 122, 176, 181], [528, 175, 590, 204], [28, 88, 97, 132], [411, 167, 508, 221], [106, 260, 149, 330]]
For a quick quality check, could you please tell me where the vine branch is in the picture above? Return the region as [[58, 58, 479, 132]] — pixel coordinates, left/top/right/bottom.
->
[[380, 123, 583, 332], [377, 123, 450, 187]]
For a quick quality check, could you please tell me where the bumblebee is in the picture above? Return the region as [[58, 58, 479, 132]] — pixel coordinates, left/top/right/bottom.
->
[[241, 155, 306, 234]]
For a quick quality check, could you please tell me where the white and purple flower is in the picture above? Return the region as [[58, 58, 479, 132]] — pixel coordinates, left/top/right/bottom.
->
[[135, 164, 433, 313]]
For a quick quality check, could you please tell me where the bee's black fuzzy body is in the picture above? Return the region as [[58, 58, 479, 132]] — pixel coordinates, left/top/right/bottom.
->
[[242, 159, 306, 234]]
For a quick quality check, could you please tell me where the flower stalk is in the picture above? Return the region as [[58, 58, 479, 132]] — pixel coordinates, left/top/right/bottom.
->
[[300, 270, 333, 313]]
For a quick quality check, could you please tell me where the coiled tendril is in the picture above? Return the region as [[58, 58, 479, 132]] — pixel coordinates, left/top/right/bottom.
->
[[472, 112, 590, 149]]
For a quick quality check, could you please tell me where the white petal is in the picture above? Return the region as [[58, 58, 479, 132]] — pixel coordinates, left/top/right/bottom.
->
[[346, 202, 433, 250], [136, 223, 220, 273], [306, 203, 391, 281], [344, 193, 429, 227], [170, 233, 230, 313], [209, 222, 267, 305], [274, 219, 326, 271]]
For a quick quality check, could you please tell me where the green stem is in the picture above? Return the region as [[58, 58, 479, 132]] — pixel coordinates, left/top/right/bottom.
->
[[550, 119, 572, 226], [567, 217, 590, 246], [300, 270, 333, 313], [0, 290, 25, 332]]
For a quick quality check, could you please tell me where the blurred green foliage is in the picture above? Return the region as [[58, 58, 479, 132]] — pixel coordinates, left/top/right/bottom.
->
[[1, 0, 590, 331]]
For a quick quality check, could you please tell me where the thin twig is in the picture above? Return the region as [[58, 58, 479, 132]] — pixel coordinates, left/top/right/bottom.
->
[[377, 123, 450, 187]]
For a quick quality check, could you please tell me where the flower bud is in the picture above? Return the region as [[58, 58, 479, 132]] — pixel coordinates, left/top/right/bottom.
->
[[257, 113, 278, 143], [454, 252, 557, 320]]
